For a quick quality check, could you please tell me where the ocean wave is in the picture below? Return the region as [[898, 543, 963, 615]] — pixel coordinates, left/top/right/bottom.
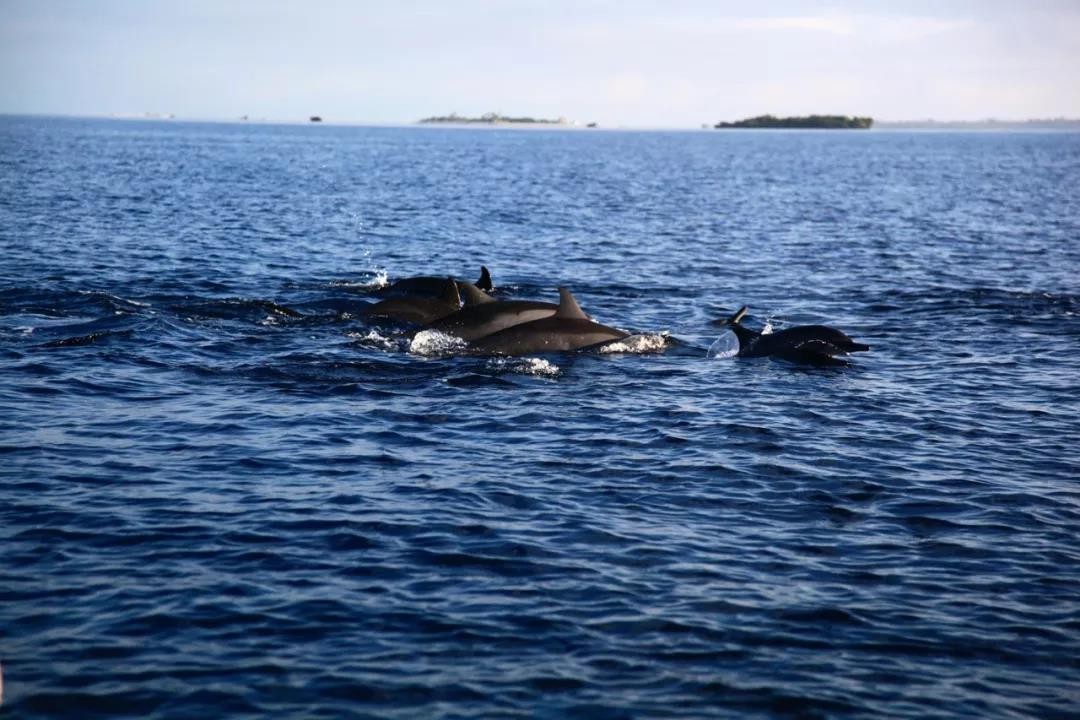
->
[[2, 117, 1078, 720], [486, 356, 562, 377], [408, 329, 468, 356], [596, 332, 671, 354]]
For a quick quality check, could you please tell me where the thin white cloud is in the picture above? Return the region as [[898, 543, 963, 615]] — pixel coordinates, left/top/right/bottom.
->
[[692, 13, 971, 41], [735, 14, 971, 40], [870, 16, 974, 42], [737, 16, 857, 36]]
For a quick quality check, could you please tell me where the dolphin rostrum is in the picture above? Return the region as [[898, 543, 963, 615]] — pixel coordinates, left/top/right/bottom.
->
[[468, 287, 628, 355], [363, 278, 461, 325], [714, 306, 870, 364]]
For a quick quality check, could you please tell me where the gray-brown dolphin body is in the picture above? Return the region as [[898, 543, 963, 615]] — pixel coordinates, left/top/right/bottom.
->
[[468, 288, 627, 355]]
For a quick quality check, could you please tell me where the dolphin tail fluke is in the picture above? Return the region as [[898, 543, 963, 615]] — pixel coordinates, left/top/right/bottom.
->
[[477, 266, 493, 292]]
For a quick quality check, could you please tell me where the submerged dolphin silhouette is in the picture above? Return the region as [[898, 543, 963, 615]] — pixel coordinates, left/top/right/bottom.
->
[[469, 287, 628, 355], [714, 306, 870, 364], [423, 282, 557, 342], [363, 278, 461, 324], [377, 266, 492, 298]]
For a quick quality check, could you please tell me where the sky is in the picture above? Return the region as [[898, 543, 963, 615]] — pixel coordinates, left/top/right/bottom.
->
[[1, 0, 1079, 127]]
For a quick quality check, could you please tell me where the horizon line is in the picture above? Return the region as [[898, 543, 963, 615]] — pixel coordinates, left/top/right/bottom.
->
[[4, 111, 1080, 131]]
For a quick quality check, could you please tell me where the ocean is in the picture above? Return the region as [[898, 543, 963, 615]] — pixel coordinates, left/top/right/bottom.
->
[[1, 116, 1078, 718]]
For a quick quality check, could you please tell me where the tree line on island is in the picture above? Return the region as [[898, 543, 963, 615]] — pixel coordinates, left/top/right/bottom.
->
[[420, 112, 570, 125], [415, 111, 873, 129], [715, 114, 873, 129]]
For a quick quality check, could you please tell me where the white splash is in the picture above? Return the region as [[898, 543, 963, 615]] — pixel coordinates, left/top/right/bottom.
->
[[523, 358, 561, 376], [348, 329, 399, 350], [260, 314, 280, 326], [487, 357, 562, 377], [598, 332, 670, 354], [707, 330, 740, 359], [330, 268, 389, 290], [761, 321, 774, 335], [409, 329, 468, 356]]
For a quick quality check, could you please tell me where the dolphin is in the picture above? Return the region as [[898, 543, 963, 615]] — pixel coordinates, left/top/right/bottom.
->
[[377, 266, 492, 298], [714, 306, 870, 364], [423, 282, 557, 342], [363, 278, 461, 324], [469, 287, 628, 355]]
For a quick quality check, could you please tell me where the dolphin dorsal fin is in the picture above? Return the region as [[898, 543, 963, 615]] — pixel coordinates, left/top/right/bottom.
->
[[440, 278, 461, 306], [556, 287, 589, 320], [476, 266, 493, 292], [460, 281, 495, 306], [729, 306, 749, 325]]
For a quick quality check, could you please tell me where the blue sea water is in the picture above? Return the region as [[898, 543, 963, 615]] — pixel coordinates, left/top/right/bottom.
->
[[1, 115, 1078, 719]]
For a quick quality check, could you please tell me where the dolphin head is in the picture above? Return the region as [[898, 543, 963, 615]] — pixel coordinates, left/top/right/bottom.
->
[[804, 326, 870, 353]]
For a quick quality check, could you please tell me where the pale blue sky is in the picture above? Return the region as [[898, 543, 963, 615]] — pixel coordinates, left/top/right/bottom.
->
[[2, 1, 1078, 126]]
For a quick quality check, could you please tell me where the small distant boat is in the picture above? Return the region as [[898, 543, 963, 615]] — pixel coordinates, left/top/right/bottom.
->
[[309, 116, 323, 123]]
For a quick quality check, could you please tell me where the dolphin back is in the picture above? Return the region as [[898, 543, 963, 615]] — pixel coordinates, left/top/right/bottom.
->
[[469, 287, 627, 355], [424, 300, 557, 342]]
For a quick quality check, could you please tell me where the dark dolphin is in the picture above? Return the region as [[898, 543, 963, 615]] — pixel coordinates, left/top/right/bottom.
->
[[377, 266, 492, 298], [469, 287, 628, 355], [363, 278, 461, 325], [423, 282, 557, 342], [714, 306, 870, 364]]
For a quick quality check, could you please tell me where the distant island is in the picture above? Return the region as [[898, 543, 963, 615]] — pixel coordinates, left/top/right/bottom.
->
[[715, 114, 873, 129], [419, 112, 571, 126]]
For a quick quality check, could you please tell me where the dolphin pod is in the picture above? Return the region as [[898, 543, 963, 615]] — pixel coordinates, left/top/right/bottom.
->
[[364, 266, 870, 363]]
